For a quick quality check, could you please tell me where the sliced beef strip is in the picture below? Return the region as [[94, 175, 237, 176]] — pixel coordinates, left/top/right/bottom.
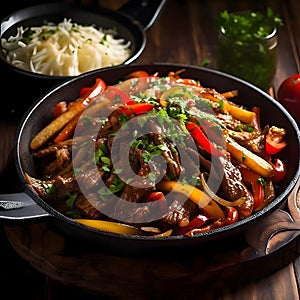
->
[[217, 156, 254, 218], [161, 195, 198, 226]]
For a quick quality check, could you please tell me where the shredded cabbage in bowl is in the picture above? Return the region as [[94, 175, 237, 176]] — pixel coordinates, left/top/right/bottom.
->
[[1, 18, 132, 76]]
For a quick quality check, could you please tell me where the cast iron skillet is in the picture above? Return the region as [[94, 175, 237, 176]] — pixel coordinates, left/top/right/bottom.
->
[[0, 0, 166, 117], [1, 63, 300, 258]]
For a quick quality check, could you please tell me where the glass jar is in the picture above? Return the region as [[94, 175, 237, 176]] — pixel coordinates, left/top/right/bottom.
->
[[216, 21, 278, 91]]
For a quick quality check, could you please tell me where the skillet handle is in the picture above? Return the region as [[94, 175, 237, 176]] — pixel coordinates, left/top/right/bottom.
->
[[118, 0, 167, 31], [0, 192, 50, 224]]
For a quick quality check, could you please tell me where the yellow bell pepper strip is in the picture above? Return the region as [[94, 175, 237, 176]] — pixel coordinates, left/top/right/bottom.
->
[[221, 90, 239, 99], [139, 226, 174, 237], [185, 122, 223, 156], [30, 78, 106, 150], [31, 104, 85, 150], [156, 180, 225, 221], [74, 219, 145, 235], [198, 91, 257, 125], [75, 219, 172, 237], [159, 86, 188, 107], [225, 136, 274, 178], [240, 167, 265, 210], [154, 229, 173, 237], [118, 103, 155, 116]]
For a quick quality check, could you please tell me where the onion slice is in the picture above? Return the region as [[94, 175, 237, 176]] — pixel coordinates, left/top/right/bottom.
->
[[200, 173, 246, 207]]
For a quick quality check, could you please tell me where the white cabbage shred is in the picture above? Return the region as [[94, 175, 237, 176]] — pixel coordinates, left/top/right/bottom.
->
[[1, 18, 132, 76]]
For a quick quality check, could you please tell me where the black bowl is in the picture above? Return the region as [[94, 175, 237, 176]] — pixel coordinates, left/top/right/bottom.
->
[[0, 1, 166, 118]]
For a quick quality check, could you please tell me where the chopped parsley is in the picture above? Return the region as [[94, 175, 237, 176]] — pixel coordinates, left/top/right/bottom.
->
[[217, 7, 283, 42]]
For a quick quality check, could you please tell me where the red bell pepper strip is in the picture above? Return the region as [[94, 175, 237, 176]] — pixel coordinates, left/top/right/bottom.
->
[[124, 70, 159, 95], [240, 167, 265, 210], [265, 134, 287, 155], [271, 158, 287, 183], [265, 126, 287, 155], [53, 114, 80, 143], [176, 214, 210, 236], [79, 86, 92, 98], [53, 101, 67, 118], [185, 122, 223, 156], [118, 103, 155, 116], [105, 85, 135, 104], [184, 207, 239, 236], [223, 206, 239, 225], [146, 191, 168, 212], [77, 78, 107, 102], [54, 78, 106, 143], [168, 71, 202, 87], [30, 79, 106, 150], [125, 70, 159, 79], [125, 70, 150, 78]]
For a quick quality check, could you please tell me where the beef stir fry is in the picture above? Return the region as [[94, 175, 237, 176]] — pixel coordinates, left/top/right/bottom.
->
[[26, 69, 287, 237]]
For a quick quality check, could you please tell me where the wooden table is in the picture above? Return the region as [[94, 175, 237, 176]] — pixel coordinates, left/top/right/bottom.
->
[[0, 0, 300, 299]]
